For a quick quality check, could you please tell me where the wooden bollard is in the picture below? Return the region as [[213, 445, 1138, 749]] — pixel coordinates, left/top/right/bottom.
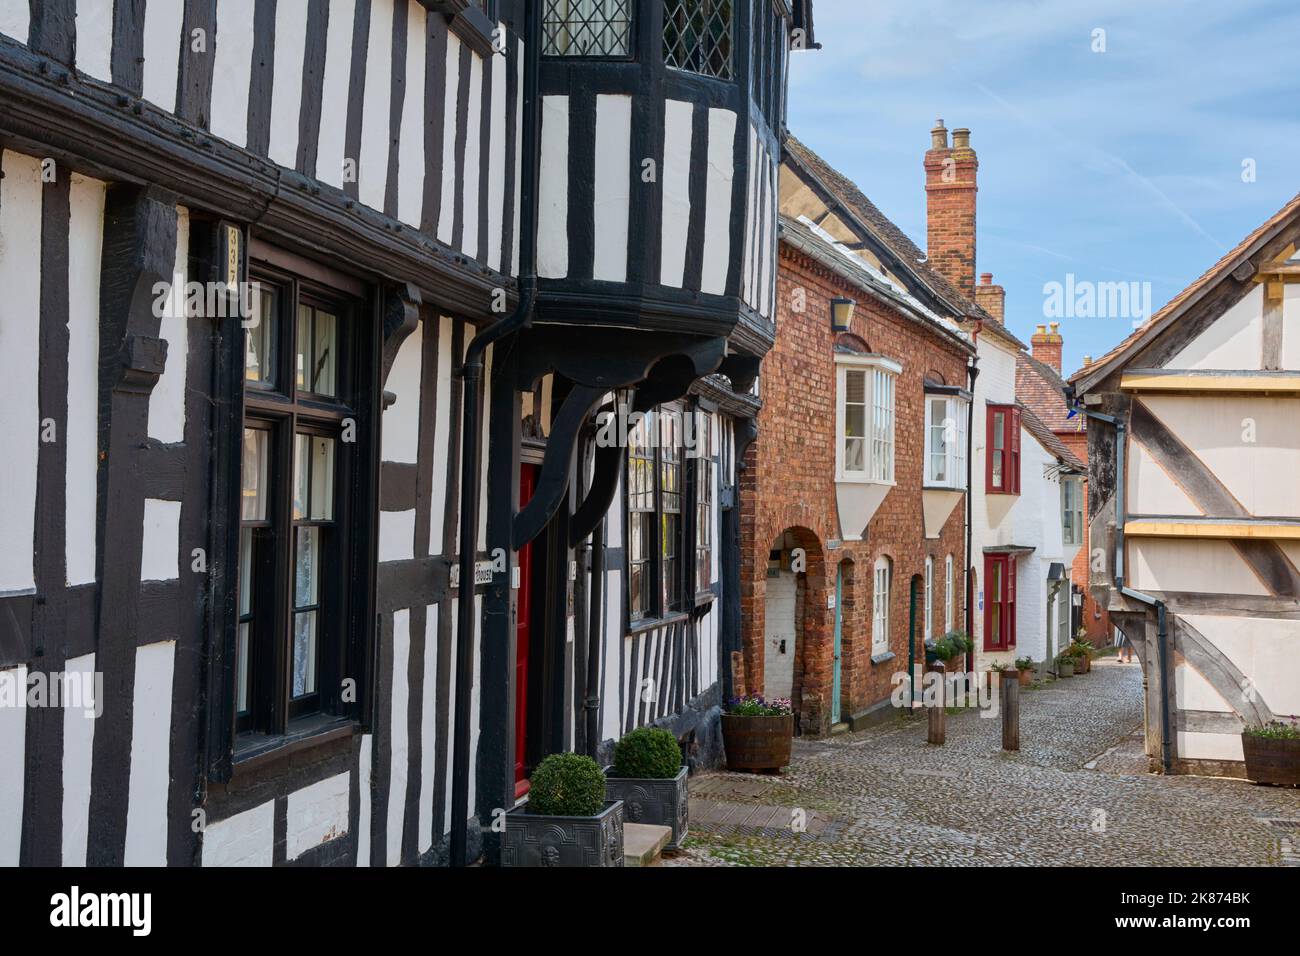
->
[[927, 662, 946, 745], [1001, 671, 1020, 751]]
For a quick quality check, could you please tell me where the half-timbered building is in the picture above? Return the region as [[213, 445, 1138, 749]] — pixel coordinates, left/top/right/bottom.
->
[[1070, 192, 1300, 777], [0, 0, 812, 868]]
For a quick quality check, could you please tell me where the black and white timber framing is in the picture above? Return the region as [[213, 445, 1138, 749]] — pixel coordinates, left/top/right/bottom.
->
[[0, 0, 810, 867]]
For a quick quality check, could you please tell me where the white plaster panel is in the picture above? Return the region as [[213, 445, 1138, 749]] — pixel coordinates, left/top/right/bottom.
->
[[379, 508, 416, 563], [537, 95, 570, 279], [459, 52, 483, 256], [1183, 613, 1300, 716], [659, 99, 694, 288], [1128, 538, 1269, 596], [0, 666, 26, 865], [267, 0, 310, 169], [436, 33, 462, 245], [61, 652, 98, 866], [75, 0, 114, 82], [592, 94, 632, 283], [1168, 285, 1263, 370], [124, 640, 175, 866], [700, 108, 738, 296], [286, 771, 351, 860], [397, 1, 427, 227], [1177, 730, 1244, 762], [142, 0, 186, 112], [317, 0, 357, 189], [148, 206, 189, 444], [203, 800, 274, 867], [210, 0, 257, 147], [358, 0, 395, 210], [387, 608, 411, 866], [382, 323, 423, 464], [140, 498, 182, 582], [66, 175, 106, 585]]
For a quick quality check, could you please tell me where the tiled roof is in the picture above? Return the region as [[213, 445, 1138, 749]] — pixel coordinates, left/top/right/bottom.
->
[[785, 135, 1029, 352], [1019, 404, 1085, 472], [1070, 190, 1300, 390], [1016, 350, 1083, 435]]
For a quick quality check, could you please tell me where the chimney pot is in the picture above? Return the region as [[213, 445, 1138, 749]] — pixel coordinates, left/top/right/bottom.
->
[[1083, 355, 1093, 367], [930, 119, 949, 150], [952, 128, 971, 149], [1036, 324, 1047, 335], [1049, 321, 1060, 334], [980, 273, 993, 285]]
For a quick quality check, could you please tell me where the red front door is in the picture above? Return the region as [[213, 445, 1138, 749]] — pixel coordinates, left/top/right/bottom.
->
[[515, 464, 539, 798]]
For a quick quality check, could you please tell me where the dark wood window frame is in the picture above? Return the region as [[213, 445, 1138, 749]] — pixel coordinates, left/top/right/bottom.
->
[[692, 404, 716, 604], [227, 255, 378, 760], [625, 401, 693, 628]]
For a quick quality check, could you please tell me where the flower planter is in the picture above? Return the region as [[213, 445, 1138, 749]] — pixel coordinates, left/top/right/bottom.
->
[[1016, 668, 1033, 688], [1241, 734, 1300, 786], [1075, 654, 1091, 674], [722, 713, 794, 772], [500, 800, 625, 867], [604, 765, 689, 849], [1057, 659, 1075, 678]]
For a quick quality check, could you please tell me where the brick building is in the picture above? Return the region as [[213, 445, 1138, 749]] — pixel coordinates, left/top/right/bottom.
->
[[1016, 325, 1113, 646], [737, 141, 975, 736]]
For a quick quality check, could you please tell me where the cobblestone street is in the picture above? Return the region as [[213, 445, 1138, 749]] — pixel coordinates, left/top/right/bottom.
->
[[671, 659, 1300, 866]]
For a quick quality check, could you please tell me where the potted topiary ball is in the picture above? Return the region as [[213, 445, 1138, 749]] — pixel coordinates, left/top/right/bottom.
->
[[604, 727, 689, 849], [501, 753, 624, 867]]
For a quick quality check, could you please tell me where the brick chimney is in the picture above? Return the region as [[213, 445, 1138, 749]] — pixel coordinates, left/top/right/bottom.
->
[[974, 272, 1005, 323], [924, 119, 979, 299], [1031, 321, 1063, 372]]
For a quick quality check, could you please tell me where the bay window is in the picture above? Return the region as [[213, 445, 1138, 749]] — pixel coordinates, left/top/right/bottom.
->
[[983, 553, 1017, 651], [836, 356, 899, 483], [924, 393, 968, 489], [986, 404, 1021, 495]]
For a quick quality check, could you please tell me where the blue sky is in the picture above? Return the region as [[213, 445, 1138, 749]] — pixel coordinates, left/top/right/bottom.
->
[[786, 0, 1300, 374]]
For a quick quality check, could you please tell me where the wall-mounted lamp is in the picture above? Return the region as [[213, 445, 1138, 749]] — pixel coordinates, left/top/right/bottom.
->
[[830, 297, 856, 332]]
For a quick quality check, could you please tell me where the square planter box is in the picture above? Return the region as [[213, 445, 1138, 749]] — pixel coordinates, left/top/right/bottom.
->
[[722, 713, 794, 772], [604, 765, 689, 849], [500, 800, 625, 867], [1242, 734, 1300, 786]]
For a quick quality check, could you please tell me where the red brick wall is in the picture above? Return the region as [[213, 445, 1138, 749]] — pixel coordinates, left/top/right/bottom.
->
[[739, 244, 970, 735], [1058, 431, 1111, 646]]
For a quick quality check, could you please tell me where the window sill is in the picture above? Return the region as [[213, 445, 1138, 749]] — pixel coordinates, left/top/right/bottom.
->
[[836, 475, 895, 487], [985, 489, 1020, 497], [693, 591, 716, 609], [923, 483, 968, 493], [871, 651, 895, 666], [231, 715, 358, 778], [628, 611, 690, 636]]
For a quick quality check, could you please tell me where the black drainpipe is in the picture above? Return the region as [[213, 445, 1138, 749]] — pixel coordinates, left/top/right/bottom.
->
[[1076, 402, 1172, 774], [450, 0, 541, 868], [963, 357, 979, 645], [585, 514, 605, 758]]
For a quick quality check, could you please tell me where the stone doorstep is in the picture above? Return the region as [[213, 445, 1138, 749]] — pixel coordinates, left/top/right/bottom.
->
[[624, 823, 672, 867]]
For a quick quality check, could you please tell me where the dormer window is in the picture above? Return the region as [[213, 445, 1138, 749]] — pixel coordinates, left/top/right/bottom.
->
[[543, 0, 634, 57], [664, 0, 734, 79]]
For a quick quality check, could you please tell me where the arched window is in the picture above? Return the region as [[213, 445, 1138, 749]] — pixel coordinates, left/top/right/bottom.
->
[[872, 556, 892, 656]]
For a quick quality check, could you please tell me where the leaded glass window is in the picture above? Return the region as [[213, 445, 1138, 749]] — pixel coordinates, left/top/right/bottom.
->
[[664, 0, 733, 79], [543, 0, 633, 57]]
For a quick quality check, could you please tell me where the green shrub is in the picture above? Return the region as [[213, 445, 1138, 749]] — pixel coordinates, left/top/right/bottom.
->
[[1244, 718, 1300, 740], [931, 637, 957, 661], [612, 727, 683, 779], [1015, 657, 1034, 671], [528, 753, 607, 817]]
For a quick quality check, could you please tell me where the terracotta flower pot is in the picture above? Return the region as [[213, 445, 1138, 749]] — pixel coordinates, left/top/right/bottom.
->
[[1241, 733, 1300, 786], [722, 713, 794, 772], [1017, 668, 1033, 687]]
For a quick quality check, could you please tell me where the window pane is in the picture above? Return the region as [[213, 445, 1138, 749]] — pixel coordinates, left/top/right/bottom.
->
[[293, 433, 310, 520], [313, 310, 337, 397], [845, 403, 866, 440], [295, 526, 320, 607], [245, 283, 277, 385], [292, 611, 318, 698], [310, 437, 335, 520], [237, 622, 250, 714], [296, 304, 311, 391], [238, 527, 253, 615], [242, 429, 269, 520], [844, 437, 865, 472]]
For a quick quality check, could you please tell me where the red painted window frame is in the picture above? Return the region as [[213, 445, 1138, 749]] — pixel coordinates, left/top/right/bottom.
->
[[985, 404, 1021, 495], [983, 553, 1018, 650]]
